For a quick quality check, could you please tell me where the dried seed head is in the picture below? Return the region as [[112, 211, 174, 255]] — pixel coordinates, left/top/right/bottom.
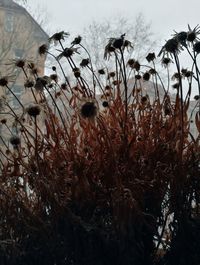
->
[[105, 85, 111, 90], [55, 91, 61, 98], [127, 59, 135, 67], [194, 95, 200, 100], [165, 38, 179, 53], [38, 44, 48, 55], [108, 72, 115, 78], [98, 69, 105, 75], [57, 47, 80, 60], [187, 32, 196, 42], [194, 41, 200, 53], [49, 31, 69, 43], [34, 78, 44, 92], [149, 68, 157, 75], [62, 48, 73, 57], [162, 57, 172, 66], [181, 68, 188, 75], [104, 42, 116, 59], [135, 74, 141, 80], [50, 74, 58, 82], [159, 38, 180, 56], [107, 46, 115, 52], [26, 104, 41, 117], [124, 39, 132, 48], [1, 118, 7, 124], [112, 80, 121, 86], [102, 101, 109, 108], [143, 72, 150, 81], [175, 31, 187, 44], [108, 34, 132, 51], [184, 71, 193, 78], [133, 61, 140, 71], [172, 72, 181, 80], [186, 25, 200, 44], [146, 52, 156, 62], [172, 83, 179, 89], [10, 135, 20, 146], [34, 76, 50, 92], [112, 37, 124, 49], [181, 68, 193, 78], [24, 79, 34, 88], [60, 83, 68, 90], [80, 101, 97, 119], [73, 68, 81, 78], [141, 96, 148, 103], [71, 35, 82, 45], [0, 77, 8, 86], [15, 59, 25, 68], [80, 58, 90, 67]]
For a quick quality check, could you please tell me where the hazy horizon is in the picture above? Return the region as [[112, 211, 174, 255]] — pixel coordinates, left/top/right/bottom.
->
[[28, 0, 200, 42]]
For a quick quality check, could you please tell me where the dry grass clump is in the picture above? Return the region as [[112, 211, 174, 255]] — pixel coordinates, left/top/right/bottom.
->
[[0, 27, 200, 265]]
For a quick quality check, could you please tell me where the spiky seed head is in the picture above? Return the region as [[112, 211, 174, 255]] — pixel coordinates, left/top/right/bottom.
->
[[10, 135, 20, 146], [26, 104, 41, 117], [80, 101, 97, 119]]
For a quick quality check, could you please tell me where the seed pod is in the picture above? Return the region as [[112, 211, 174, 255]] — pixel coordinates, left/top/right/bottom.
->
[[26, 104, 41, 117]]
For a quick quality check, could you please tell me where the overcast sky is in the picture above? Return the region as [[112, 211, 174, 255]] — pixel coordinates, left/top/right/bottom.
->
[[28, 0, 200, 42], [26, 0, 200, 96]]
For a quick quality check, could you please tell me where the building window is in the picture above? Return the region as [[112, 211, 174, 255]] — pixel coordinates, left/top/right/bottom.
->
[[5, 13, 14, 32], [11, 85, 22, 109]]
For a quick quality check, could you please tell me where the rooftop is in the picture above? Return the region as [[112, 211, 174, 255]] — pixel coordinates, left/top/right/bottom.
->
[[0, 0, 21, 10], [0, 0, 49, 40]]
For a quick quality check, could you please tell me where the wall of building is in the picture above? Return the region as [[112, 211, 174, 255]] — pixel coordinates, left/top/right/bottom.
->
[[0, 1, 48, 158]]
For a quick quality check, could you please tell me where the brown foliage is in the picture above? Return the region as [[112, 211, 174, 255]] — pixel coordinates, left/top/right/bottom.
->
[[0, 27, 200, 265]]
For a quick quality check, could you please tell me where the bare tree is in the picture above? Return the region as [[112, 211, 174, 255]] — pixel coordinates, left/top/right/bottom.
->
[[83, 13, 157, 69]]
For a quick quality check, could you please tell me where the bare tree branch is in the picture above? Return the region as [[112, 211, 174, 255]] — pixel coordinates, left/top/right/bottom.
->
[[83, 13, 157, 70]]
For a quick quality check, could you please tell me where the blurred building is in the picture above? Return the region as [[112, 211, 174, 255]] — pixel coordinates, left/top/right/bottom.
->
[[0, 0, 48, 151]]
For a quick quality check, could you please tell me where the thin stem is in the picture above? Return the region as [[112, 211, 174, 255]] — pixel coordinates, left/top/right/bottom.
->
[[6, 85, 24, 110], [173, 53, 184, 158]]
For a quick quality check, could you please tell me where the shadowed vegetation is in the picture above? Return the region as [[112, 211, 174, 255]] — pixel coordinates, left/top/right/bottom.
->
[[0, 26, 200, 265]]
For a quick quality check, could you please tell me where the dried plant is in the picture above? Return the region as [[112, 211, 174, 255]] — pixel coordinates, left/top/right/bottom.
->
[[0, 26, 200, 265]]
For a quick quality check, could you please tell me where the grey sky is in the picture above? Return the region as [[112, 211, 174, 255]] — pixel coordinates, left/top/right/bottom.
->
[[28, 0, 200, 42], [26, 0, 200, 96]]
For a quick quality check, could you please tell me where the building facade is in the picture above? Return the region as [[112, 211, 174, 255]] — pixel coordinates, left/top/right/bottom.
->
[[0, 0, 48, 153]]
